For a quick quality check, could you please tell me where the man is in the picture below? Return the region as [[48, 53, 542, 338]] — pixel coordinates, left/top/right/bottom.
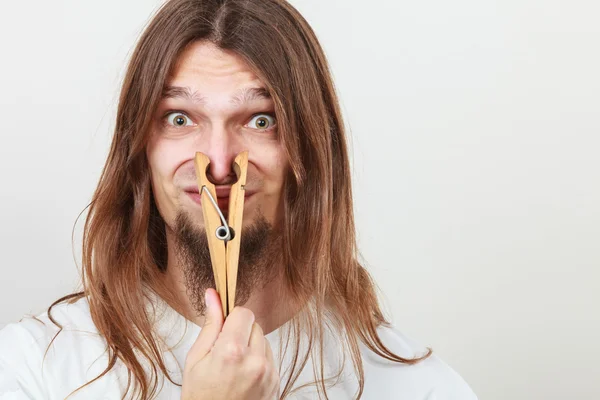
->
[[0, 0, 477, 399]]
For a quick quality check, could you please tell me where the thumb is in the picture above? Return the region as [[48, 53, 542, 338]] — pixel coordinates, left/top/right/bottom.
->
[[186, 288, 225, 364], [202, 288, 225, 329]]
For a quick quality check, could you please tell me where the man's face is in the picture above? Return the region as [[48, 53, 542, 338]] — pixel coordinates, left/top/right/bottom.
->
[[146, 41, 289, 312], [147, 40, 288, 234]]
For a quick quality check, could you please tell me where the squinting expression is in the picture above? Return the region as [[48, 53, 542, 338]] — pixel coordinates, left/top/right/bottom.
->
[[146, 41, 289, 232]]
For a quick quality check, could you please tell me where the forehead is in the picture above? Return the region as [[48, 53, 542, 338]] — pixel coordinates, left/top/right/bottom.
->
[[168, 41, 263, 94]]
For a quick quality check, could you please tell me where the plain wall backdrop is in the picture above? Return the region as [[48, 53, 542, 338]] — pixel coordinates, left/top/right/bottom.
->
[[0, 1, 599, 399]]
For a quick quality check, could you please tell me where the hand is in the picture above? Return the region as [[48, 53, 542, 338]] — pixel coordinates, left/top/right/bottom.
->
[[181, 288, 279, 400]]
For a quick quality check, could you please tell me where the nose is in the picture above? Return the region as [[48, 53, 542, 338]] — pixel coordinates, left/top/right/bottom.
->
[[196, 126, 242, 185]]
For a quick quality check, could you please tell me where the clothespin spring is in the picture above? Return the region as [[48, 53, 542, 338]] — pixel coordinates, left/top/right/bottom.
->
[[201, 186, 234, 241]]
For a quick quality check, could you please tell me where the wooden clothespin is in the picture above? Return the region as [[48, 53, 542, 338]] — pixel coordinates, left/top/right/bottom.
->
[[194, 151, 249, 318]]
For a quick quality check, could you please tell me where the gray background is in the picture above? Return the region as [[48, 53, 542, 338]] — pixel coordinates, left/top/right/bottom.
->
[[0, 1, 598, 399]]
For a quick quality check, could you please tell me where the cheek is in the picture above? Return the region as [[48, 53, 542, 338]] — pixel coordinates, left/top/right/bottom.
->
[[146, 137, 189, 220], [255, 145, 289, 192]]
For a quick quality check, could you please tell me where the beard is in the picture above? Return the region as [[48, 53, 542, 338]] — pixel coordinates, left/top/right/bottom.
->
[[173, 209, 281, 316]]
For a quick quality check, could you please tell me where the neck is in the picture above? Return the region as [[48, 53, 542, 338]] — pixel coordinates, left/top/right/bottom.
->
[[162, 228, 294, 334]]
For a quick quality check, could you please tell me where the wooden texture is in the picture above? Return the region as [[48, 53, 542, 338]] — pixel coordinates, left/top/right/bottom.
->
[[194, 151, 249, 317], [194, 152, 228, 316], [226, 151, 248, 314]]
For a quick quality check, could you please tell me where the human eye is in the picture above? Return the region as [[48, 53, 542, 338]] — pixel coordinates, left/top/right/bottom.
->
[[163, 111, 195, 127], [245, 113, 277, 130]]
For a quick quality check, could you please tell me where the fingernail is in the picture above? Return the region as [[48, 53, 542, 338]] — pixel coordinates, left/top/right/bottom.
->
[[205, 290, 211, 308]]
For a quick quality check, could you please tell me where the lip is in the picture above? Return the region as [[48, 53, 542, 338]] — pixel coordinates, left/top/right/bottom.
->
[[184, 185, 255, 210]]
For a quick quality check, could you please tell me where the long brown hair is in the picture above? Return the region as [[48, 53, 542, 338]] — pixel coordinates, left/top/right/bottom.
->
[[48, 0, 431, 398]]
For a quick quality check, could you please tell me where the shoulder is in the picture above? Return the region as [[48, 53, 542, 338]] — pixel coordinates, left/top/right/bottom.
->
[[0, 295, 100, 355], [359, 325, 478, 400], [0, 296, 118, 398]]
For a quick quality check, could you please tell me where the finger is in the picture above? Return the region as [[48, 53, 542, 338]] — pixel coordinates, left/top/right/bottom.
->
[[219, 306, 255, 347], [248, 322, 265, 355], [185, 288, 224, 364]]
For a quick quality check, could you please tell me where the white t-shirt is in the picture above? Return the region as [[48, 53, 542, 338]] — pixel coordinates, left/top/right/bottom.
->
[[0, 295, 477, 399]]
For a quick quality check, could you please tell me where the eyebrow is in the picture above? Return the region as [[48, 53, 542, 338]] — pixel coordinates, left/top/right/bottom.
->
[[161, 85, 271, 106], [161, 86, 206, 104], [230, 87, 271, 105]]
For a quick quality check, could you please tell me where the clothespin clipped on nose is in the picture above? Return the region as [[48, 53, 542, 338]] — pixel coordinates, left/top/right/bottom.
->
[[194, 151, 249, 318]]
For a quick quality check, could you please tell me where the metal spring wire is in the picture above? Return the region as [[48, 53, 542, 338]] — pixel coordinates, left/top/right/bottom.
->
[[201, 185, 233, 241]]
